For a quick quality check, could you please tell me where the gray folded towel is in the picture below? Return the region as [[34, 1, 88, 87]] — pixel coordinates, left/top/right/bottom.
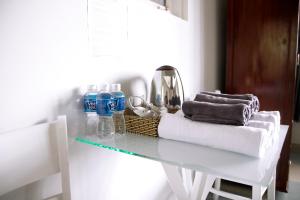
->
[[194, 93, 252, 106], [200, 92, 259, 113], [182, 101, 250, 126], [194, 93, 253, 119]]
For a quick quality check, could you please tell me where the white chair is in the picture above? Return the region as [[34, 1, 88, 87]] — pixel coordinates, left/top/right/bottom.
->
[[0, 116, 71, 200]]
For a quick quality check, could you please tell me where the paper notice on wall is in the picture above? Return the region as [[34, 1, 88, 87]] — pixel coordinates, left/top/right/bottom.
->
[[150, 0, 166, 6], [88, 0, 128, 57]]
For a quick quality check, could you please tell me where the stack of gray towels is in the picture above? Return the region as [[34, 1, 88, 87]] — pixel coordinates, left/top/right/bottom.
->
[[182, 91, 260, 126]]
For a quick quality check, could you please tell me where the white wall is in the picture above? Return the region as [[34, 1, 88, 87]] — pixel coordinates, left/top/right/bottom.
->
[[0, 0, 226, 199]]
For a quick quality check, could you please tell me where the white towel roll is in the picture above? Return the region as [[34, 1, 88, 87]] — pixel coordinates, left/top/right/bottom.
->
[[251, 111, 280, 134], [158, 111, 271, 158], [247, 120, 274, 136], [259, 111, 280, 131], [247, 120, 275, 148]]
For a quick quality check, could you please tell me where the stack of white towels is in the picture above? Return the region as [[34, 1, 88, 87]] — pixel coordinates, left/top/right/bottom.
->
[[158, 98, 281, 158]]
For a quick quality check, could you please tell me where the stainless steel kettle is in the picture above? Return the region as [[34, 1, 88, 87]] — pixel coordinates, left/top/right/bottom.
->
[[150, 65, 184, 113]]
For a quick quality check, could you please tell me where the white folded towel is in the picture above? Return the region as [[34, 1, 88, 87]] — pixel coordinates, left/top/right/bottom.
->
[[251, 111, 280, 134], [247, 120, 274, 132], [158, 111, 271, 158], [247, 120, 275, 136], [259, 111, 280, 121], [247, 120, 275, 149]]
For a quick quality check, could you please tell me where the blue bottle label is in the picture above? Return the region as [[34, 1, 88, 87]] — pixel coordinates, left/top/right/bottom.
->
[[97, 99, 113, 116], [113, 96, 125, 111], [84, 96, 97, 112]]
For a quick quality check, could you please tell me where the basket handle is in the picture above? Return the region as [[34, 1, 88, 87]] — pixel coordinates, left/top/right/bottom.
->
[[128, 96, 162, 117]]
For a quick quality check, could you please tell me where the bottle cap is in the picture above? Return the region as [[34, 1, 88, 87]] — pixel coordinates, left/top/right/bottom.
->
[[111, 83, 121, 92], [99, 83, 109, 92], [87, 84, 98, 92]]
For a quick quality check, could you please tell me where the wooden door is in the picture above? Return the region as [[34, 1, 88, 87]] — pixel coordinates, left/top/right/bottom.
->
[[226, 0, 299, 191]]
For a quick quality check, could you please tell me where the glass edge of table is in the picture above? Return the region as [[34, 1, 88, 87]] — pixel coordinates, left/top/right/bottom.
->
[[74, 134, 232, 184], [74, 125, 289, 187], [75, 136, 147, 158]]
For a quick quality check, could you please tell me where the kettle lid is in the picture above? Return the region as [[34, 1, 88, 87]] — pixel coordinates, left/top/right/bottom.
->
[[156, 65, 175, 71]]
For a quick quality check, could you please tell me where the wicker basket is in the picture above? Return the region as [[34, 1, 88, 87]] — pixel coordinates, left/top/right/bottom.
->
[[124, 109, 160, 137]]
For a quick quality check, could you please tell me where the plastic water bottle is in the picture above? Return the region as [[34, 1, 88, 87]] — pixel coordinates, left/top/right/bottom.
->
[[83, 84, 97, 113], [111, 83, 126, 134], [97, 84, 115, 137], [83, 85, 98, 135]]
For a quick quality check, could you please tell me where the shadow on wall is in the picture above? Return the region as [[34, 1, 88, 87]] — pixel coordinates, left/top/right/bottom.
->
[[57, 88, 85, 137], [56, 76, 148, 137], [114, 76, 148, 100]]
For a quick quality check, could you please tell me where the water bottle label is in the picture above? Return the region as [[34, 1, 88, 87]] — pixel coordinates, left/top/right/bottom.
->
[[97, 99, 113, 116], [113, 96, 125, 111], [84, 98, 97, 112]]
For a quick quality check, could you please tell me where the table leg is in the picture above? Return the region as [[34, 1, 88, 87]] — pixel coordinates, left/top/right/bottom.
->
[[182, 168, 194, 194], [190, 171, 208, 200], [252, 185, 262, 200], [267, 168, 276, 200], [162, 163, 214, 200], [213, 178, 221, 200], [162, 163, 189, 200], [199, 174, 217, 200]]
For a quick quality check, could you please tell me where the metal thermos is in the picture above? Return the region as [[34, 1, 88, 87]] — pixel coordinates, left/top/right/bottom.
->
[[150, 65, 184, 113]]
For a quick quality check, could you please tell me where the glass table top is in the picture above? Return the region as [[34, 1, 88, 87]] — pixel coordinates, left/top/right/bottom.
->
[[75, 125, 288, 187]]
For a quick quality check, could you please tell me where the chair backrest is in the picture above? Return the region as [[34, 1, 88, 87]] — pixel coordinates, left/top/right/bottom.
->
[[0, 116, 71, 200]]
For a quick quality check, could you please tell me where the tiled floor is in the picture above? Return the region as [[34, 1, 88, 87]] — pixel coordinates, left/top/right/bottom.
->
[[276, 152, 300, 200], [207, 151, 300, 200], [289, 152, 300, 182]]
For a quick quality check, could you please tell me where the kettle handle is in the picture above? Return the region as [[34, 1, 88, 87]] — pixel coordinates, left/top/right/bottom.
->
[[175, 68, 185, 101]]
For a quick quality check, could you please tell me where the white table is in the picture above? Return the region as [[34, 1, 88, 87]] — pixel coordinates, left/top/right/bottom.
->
[[75, 125, 288, 200]]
